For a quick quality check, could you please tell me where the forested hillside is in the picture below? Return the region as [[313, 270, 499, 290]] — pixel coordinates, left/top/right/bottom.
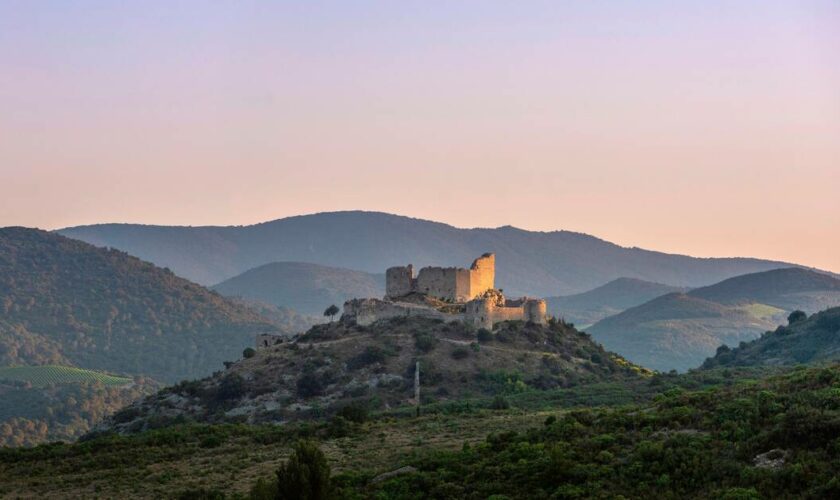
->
[[0, 227, 278, 382], [702, 307, 840, 368]]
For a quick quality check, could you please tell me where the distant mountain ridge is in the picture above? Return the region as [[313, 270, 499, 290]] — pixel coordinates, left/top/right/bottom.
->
[[588, 268, 840, 371], [546, 278, 686, 326], [212, 261, 384, 316], [57, 211, 815, 297], [0, 227, 279, 383]]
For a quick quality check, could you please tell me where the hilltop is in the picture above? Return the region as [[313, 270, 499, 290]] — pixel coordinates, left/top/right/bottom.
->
[[100, 316, 647, 434], [545, 277, 685, 327], [57, 211, 808, 297], [0, 227, 279, 382], [213, 261, 384, 316], [702, 307, 840, 368], [589, 268, 840, 371]]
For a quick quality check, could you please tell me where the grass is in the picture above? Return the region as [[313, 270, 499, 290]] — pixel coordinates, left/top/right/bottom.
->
[[0, 365, 132, 387], [734, 302, 786, 321]]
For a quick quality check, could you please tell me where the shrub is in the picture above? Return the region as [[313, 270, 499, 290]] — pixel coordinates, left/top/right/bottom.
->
[[243, 347, 257, 359], [276, 440, 332, 500], [477, 329, 493, 342], [451, 347, 470, 360], [296, 373, 326, 398], [347, 346, 388, 370], [414, 334, 438, 353], [490, 395, 510, 410], [215, 374, 245, 402], [788, 310, 807, 325], [337, 403, 369, 423]]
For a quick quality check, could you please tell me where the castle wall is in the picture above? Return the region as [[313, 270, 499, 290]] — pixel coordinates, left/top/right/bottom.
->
[[415, 267, 471, 302], [385, 265, 414, 298], [468, 253, 495, 298], [465, 297, 547, 329], [343, 298, 463, 326]]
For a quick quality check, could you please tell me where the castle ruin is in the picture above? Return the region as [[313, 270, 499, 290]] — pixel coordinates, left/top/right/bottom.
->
[[386, 253, 495, 302], [344, 253, 546, 329]]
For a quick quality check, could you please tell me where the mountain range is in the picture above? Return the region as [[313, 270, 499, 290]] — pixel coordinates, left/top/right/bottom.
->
[[545, 278, 686, 327], [57, 211, 814, 297], [212, 261, 384, 316], [588, 268, 840, 371]]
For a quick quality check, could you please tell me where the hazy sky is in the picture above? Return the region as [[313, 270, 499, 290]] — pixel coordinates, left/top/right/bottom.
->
[[1, 1, 838, 271]]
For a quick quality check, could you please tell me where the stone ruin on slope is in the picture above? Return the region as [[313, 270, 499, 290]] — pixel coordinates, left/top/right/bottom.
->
[[343, 253, 547, 329]]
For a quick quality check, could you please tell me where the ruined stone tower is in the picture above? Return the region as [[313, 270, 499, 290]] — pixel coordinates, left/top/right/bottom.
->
[[385, 253, 495, 302]]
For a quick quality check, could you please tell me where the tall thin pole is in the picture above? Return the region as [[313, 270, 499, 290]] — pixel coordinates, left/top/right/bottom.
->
[[414, 360, 420, 416]]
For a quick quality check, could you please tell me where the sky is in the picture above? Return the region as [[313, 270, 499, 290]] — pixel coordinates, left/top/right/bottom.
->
[[1, 1, 838, 272]]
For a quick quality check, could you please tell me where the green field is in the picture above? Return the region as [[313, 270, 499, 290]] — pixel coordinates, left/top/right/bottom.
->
[[0, 365, 132, 387]]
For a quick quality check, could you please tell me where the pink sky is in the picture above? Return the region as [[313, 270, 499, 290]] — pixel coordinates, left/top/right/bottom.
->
[[1, 1, 838, 272]]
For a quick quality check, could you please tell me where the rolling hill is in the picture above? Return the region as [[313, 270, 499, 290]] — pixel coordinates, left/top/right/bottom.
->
[[588, 268, 840, 372], [57, 211, 811, 297], [100, 316, 648, 433], [545, 277, 685, 327], [213, 261, 384, 316], [701, 307, 840, 368], [0, 227, 280, 383]]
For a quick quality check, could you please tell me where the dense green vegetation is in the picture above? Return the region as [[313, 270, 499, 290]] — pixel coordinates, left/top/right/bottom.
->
[[703, 306, 840, 369], [0, 376, 158, 447], [0, 227, 278, 382], [589, 268, 840, 371], [0, 365, 132, 387], [0, 365, 836, 498]]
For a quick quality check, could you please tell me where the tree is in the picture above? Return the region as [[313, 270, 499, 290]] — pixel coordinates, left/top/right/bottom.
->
[[276, 440, 332, 500], [243, 347, 256, 359], [323, 305, 339, 322], [788, 310, 807, 325]]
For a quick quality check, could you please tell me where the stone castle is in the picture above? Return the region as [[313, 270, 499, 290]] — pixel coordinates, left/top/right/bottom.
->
[[343, 253, 547, 329]]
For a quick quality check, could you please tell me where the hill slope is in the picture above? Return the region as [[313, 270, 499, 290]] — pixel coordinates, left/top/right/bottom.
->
[[546, 278, 685, 327], [57, 211, 809, 296], [0, 227, 279, 382], [101, 317, 647, 433], [702, 307, 840, 368], [2, 364, 838, 498], [588, 268, 840, 371], [213, 261, 384, 316]]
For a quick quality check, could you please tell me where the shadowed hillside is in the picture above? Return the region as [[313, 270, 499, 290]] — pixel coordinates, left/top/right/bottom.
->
[[213, 261, 384, 316], [101, 316, 648, 433], [0, 227, 279, 382], [702, 307, 840, 368], [589, 268, 840, 372], [546, 277, 685, 326], [57, 211, 809, 297]]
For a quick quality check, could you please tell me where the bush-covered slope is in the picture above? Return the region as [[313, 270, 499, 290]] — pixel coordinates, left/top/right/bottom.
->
[[0, 227, 279, 382], [1, 364, 837, 498], [546, 277, 686, 326], [213, 261, 384, 316], [0, 373, 158, 447], [702, 307, 840, 368], [57, 211, 807, 296], [588, 269, 840, 372], [100, 317, 647, 433]]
